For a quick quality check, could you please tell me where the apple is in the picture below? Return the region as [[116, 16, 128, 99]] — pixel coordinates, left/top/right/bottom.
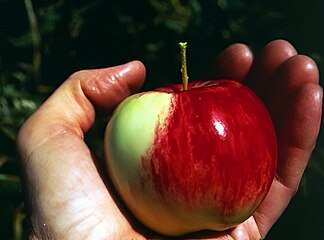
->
[[103, 43, 277, 236]]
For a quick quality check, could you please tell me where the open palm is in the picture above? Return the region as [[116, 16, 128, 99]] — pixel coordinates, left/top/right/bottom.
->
[[17, 40, 322, 239]]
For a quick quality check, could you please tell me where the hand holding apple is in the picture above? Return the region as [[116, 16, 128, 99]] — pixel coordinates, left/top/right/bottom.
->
[[17, 40, 322, 240]]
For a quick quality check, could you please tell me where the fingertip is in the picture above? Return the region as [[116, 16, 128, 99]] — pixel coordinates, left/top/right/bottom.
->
[[122, 60, 147, 93], [79, 61, 146, 115], [207, 43, 253, 81], [246, 39, 298, 94], [264, 39, 297, 56], [257, 39, 298, 74], [254, 39, 298, 73], [284, 55, 319, 84], [270, 55, 320, 99]]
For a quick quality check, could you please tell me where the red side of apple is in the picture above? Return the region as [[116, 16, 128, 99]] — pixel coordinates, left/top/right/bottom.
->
[[141, 80, 277, 222]]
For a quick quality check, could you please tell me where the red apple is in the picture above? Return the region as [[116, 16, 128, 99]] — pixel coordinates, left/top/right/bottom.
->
[[103, 43, 277, 236]]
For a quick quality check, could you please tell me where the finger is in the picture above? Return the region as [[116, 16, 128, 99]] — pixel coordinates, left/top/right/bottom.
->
[[266, 55, 319, 127], [265, 55, 320, 189], [246, 39, 297, 97], [205, 43, 253, 82], [254, 84, 323, 237], [19, 61, 146, 150], [253, 179, 292, 238], [276, 83, 322, 189]]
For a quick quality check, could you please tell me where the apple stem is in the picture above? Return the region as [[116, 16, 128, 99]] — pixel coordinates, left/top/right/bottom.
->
[[179, 42, 189, 91]]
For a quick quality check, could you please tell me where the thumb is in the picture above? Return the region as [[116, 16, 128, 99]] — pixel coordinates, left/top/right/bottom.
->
[[16, 61, 146, 238], [79, 60, 146, 115], [18, 60, 146, 159]]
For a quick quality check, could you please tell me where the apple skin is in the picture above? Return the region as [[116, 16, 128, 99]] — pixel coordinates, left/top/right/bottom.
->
[[104, 80, 277, 236]]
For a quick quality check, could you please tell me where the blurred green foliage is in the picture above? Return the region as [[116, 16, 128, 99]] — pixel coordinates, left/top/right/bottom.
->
[[0, 0, 323, 239]]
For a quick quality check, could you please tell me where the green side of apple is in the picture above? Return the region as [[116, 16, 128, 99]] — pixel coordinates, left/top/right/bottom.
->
[[104, 91, 172, 186]]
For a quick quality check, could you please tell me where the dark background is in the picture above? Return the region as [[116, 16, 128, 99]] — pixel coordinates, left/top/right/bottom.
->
[[0, 0, 323, 239]]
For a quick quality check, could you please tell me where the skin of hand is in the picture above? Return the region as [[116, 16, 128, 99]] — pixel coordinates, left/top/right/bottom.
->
[[17, 39, 322, 240]]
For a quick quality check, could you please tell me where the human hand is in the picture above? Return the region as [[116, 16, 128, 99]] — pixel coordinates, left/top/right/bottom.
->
[[17, 61, 150, 239], [17, 40, 322, 239]]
